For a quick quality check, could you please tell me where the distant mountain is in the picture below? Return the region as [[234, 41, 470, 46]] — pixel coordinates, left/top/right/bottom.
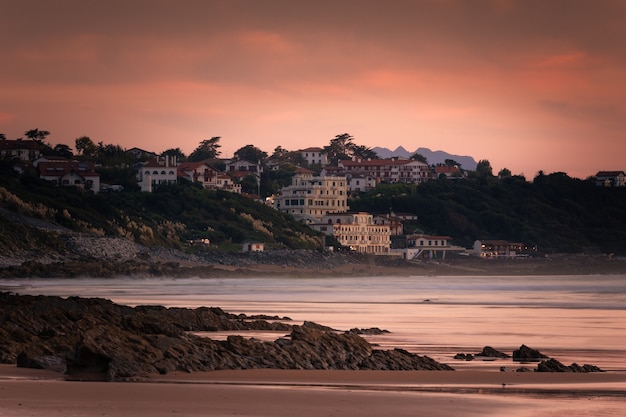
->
[[372, 146, 477, 170]]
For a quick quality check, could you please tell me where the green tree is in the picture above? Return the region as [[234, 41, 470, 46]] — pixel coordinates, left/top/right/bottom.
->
[[352, 145, 378, 160], [475, 159, 494, 177], [444, 158, 460, 167], [75, 136, 97, 158], [324, 133, 355, 165], [271, 146, 288, 159], [24, 128, 50, 144], [188, 137, 221, 162], [498, 168, 512, 178], [234, 144, 268, 163], [410, 152, 428, 164], [53, 143, 73, 159], [162, 148, 187, 162]]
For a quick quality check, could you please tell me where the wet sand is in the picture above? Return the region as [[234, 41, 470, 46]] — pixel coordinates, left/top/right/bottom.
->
[[2, 366, 626, 417]]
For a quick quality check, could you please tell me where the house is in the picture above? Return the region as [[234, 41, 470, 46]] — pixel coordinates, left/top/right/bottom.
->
[[216, 174, 242, 193], [324, 157, 431, 184], [126, 147, 157, 160], [177, 161, 219, 189], [595, 171, 625, 187], [373, 214, 404, 236], [474, 240, 524, 257], [226, 159, 263, 176], [137, 156, 178, 192], [309, 212, 391, 255], [434, 164, 465, 179], [299, 147, 327, 166], [274, 169, 348, 222], [0, 139, 42, 161], [242, 242, 264, 252], [38, 161, 101, 193], [402, 234, 461, 260], [347, 174, 376, 194]]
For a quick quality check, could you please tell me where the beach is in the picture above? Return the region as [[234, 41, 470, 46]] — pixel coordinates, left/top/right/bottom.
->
[[2, 366, 626, 417], [3, 273, 626, 416]]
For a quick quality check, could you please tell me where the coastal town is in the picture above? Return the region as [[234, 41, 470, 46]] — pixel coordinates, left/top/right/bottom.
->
[[2, 131, 625, 264]]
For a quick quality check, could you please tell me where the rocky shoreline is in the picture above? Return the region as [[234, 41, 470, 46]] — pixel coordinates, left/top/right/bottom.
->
[[2, 232, 626, 278], [1, 292, 453, 381], [1, 292, 606, 382]]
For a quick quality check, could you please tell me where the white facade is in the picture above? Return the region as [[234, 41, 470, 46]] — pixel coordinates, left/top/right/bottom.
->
[[333, 158, 431, 184], [300, 147, 328, 166], [38, 161, 100, 193], [310, 212, 391, 255], [137, 156, 178, 192], [274, 171, 348, 222]]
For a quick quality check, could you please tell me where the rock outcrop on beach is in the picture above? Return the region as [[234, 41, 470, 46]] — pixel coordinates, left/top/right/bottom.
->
[[536, 358, 604, 373], [0, 292, 453, 381], [455, 345, 604, 373], [513, 344, 549, 362]]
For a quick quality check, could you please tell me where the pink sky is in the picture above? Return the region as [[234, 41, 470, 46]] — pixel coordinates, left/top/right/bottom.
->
[[1, 0, 625, 178]]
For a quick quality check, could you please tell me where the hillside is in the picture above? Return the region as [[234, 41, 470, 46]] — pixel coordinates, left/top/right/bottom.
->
[[0, 167, 323, 260], [350, 172, 626, 255]]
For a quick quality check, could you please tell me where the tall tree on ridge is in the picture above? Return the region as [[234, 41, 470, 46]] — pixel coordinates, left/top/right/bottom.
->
[[324, 133, 355, 165], [188, 137, 221, 162], [24, 128, 50, 144]]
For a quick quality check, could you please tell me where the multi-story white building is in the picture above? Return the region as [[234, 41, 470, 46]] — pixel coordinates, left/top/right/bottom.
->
[[310, 212, 391, 255], [137, 156, 178, 192], [325, 158, 431, 184], [299, 147, 327, 166], [274, 168, 348, 222]]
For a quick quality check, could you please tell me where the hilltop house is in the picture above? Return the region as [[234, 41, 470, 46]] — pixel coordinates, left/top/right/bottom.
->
[[137, 156, 178, 192], [299, 147, 328, 166], [177, 161, 219, 188], [309, 212, 391, 255], [126, 147, 157, 160], [323, 157, 431, 185], [0, 139, 42, 161], [38, 161, 100, 193], [595, 171, 625, 187], [434, 164, 465, 179], [274, 168, 348, 222]]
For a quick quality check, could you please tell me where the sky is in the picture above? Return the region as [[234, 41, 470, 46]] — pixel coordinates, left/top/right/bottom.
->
[[1, 0, 625, 179]]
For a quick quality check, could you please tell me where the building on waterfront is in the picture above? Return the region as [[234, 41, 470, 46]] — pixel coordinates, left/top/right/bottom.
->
[[274, 169, 348, 222], [309, 212, 391, 255]]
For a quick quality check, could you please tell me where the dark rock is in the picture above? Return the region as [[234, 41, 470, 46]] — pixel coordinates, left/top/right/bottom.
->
[[536, 358, 604, 373], [476, 346, 510, 358], [347, 327, 390, 335], [1, 292, 455, 381], [453, 353, 474, 361], [512, 344, 549, 362]]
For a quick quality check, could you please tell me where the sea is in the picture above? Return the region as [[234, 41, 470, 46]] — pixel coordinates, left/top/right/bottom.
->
[[6, 274, 626, 373]]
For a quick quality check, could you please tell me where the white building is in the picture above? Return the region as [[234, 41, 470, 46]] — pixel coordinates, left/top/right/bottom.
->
[[38, 161, 101, 193], [137, 156, 178, 192], [299, 147, 328, 166], [310, 212, 391, 255], [327, 158, 431, 184], [274, 169, 348, 222]]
